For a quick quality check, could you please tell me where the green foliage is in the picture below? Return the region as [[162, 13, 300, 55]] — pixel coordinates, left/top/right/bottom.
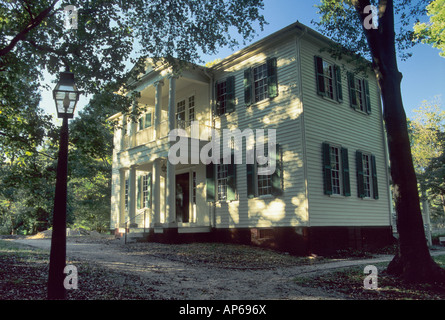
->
[[0, 0, 265, 234], [408, 97, 445, 223], [314, 0, 430, 61], [414, 0, 445, 57]]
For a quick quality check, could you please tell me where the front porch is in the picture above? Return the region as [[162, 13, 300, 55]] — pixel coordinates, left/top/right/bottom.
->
[[114, 159, 213, 241]]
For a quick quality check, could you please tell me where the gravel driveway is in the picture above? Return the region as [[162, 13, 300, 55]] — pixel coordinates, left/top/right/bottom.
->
[[11, 236, 407, 300]]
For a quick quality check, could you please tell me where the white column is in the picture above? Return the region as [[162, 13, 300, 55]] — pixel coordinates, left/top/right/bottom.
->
[[152, 159, 161, 225], [154, 80, 164, 139], [119, 168, 126, 228], [166, 76, 176, 225], [128, 165, 137, 227]]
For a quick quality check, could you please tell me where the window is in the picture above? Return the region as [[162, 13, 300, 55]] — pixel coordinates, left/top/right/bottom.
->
[[216, 80, 227, 115], [217, 162, 229, 201], [356, 151, 379, 199], [246, 144, 283, 198], [257, 143, 273, 196], [216, 76, 235, 115], [253, 63, 269, 103], [142, 173, 151, 208], [124, 178, 129, 211], [244, 58, 278, 106], [188, 96, 195, 122], [314, 56, 343, 103], [322, 143, 351, 197], [139, 112, 153, 131], [347, 73, 371, 114], [176, 95, 195, 128], [206, 154, 237, 202], [330, 146, 342, 195], [176, 100, 186, 129]]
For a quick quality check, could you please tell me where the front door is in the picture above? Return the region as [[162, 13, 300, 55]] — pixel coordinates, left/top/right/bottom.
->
[[175, 173, 189, 223]]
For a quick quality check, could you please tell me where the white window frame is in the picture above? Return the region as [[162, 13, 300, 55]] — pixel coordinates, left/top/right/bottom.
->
[[362, 153, 373, 199], [330, 145, 342, 196], [253, 63, 269, 103], [322, 60, 337, 101]]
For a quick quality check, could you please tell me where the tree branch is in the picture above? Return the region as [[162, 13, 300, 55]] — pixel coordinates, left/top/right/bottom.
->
[[0, 0, 60, 58]]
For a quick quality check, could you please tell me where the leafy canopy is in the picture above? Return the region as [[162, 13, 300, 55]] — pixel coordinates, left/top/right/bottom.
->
[[414, 0, 445, 57]]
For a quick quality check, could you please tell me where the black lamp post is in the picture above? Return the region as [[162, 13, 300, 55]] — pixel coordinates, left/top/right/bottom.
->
[[47, 71, 80, 300]]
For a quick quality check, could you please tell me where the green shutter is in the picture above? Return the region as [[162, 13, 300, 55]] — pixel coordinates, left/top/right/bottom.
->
[[137, 176, 142, 209], [226, 76, 236, 114], [314, 56, 325, 96], [227, 154, 236, 201], [215, 81, 221, 116], [364, 79, 371, 114], [267, 58, 278, 99], [246, 163, 256, 198], [334, 65, 343, 102], [244, 68, 252, 106], [356, 151, 365, 198], [341, 148, 351, 197], [371, 155, 379, 199], [206, 162, 215, 202], [348, 72, 358, 109], [322, 143, 332, 195], [271, 144, 283, 196]]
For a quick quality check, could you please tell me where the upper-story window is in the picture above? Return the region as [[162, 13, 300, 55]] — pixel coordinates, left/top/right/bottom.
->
[[347, 72, 372, 114], [314, 56, 343, 103], [138, 112, 153, 131], [176, 95, 195, 129], [244, 57, 278, 106], [216, 76, 235, 115], [253, 63, 269, 102]]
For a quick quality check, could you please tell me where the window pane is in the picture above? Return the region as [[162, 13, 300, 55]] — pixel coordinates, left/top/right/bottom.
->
[[253, 63, 268, 102]]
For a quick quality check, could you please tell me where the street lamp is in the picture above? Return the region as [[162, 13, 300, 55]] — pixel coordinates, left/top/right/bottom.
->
[[47, 71, 80, 300]]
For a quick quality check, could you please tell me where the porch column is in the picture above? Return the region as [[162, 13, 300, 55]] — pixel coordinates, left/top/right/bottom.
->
[[120, 115, 127, 150], [152, 159, 161, 225], [154, 80, 164, 139], [128, 165, 137, 227], [119, 168, 126, 228], [166, 76, 176, 225]]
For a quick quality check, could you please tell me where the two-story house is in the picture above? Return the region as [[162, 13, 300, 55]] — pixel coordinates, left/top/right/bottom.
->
[[108, 21, 395, 255]]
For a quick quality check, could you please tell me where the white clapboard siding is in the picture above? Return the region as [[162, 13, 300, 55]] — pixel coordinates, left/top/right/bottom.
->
[[212, 34, 308, 229], [299, 36, 391, 227]]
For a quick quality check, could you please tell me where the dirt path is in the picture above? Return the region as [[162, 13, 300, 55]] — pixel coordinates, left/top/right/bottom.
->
[[13, 237, 445, 300]]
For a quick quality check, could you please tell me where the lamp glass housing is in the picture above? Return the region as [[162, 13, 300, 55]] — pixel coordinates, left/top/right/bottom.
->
[[53, 72, 80, 118]]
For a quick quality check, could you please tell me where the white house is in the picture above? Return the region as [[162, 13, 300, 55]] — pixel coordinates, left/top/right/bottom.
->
[[108, 21, 395, 255]]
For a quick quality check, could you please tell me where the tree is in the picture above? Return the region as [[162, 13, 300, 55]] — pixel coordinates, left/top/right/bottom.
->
[[408, 98, 445, 233], [0, 0, 266, 232], [315, 0, 445, 283], [414, 0, 445, 57]]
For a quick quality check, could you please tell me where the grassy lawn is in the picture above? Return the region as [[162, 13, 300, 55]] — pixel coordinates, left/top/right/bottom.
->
[[295, 255, 445, 300]]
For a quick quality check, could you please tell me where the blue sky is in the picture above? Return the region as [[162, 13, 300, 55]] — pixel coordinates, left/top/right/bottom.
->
[[202, 0, 445, 120], [41, 0, 444, 121]]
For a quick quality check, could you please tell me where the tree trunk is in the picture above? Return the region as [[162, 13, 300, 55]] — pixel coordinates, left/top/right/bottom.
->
[[354, 0, 445, 283]]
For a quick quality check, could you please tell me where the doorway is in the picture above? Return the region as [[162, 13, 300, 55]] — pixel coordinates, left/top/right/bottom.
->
[[175, 173, 190, 223]]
